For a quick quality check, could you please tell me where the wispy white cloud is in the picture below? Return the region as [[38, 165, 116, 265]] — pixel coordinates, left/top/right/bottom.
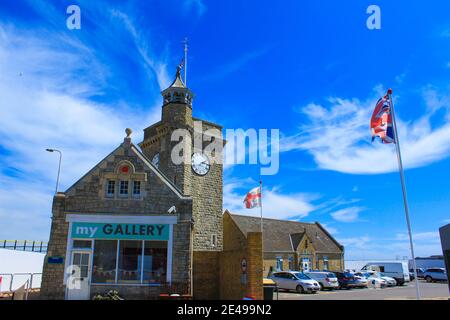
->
[[109, 9, 170, 90], [330, 207, 364, 222], [203, 47, 270, 81], [320, 223, 338, 235], [0, 18, 165, 240], [338, 236, 370, 250], [281, 86, 450, 174], [340, 230, 442, 260], [223, 177, 317, 220], [395, 231, 440, 242], [183, 0, 207, 17]]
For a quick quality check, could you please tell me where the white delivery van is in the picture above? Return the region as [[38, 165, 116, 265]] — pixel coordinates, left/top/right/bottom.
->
[[362, 261, 410, 285]]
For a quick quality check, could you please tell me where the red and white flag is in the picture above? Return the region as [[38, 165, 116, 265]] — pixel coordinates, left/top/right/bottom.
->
[[243, 186, 261, 209]]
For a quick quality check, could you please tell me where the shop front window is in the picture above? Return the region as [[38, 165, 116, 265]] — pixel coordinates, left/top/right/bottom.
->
[[92, 240, 117, 283], [118, 240, 142, 283], [82, 238, 169, 285], [143, 241, 167, 283]]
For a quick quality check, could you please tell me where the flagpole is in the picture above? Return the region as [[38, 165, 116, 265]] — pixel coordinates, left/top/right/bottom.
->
[[259, 178, 264, 246], [388, 88, 421, 300], [183, 37, 188, 86]]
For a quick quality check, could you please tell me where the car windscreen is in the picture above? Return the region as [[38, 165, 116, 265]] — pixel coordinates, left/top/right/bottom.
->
[[293, 272, 310, 280], [327, 273, 336, 278]]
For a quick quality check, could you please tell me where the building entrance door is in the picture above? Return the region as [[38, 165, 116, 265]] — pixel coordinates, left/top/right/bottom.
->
[[67, 251, 91, 300], [301, 258, 311, 272]]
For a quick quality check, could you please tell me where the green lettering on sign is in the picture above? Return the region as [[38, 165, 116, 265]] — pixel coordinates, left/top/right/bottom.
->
[[71, 222, 170, 240]]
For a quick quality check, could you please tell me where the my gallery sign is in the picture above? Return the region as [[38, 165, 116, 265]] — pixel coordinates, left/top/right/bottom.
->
[[71, 222, 169, 240]]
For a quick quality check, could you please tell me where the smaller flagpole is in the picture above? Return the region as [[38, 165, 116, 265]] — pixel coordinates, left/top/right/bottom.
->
[[259, 178, 264, 242], [388, 88, 421, 300], [259, 176, 264, 278]]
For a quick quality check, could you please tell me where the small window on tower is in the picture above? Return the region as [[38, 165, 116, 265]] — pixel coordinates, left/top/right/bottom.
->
[[106, 180, 115, 197], [211, 234, 217, 247], [132, 181, 141, 197], [119, 180, 129, 196]]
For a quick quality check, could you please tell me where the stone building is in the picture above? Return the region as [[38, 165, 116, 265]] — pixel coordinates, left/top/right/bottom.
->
[[39, 65, 341, 300], [40, 67, 249, 300], [224, 211, 344, 276]]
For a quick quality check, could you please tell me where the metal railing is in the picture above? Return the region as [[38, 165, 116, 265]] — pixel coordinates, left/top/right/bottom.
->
[[0, 273, 42, 293], [0, 240, 48, 253]]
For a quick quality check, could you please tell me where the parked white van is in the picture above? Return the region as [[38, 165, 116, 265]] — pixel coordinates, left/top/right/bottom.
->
[[362, 261, 410, 285]]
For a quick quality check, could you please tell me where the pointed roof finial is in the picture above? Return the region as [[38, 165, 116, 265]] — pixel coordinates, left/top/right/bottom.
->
[[168, 62, 186, 89], [125, 128, 132, 138]]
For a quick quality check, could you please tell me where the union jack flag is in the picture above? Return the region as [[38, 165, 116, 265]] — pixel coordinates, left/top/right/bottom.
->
[[243, 186, 261, 209], [370, 94, 395, 144]]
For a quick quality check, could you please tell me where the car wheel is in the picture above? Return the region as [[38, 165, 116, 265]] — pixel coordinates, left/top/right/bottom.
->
[[319, 283, 324, 290], [425, 276, 432, 283], [296, 285, 305, 294]]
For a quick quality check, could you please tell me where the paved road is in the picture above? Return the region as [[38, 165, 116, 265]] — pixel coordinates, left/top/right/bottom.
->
[[277, 281, 449, 300]]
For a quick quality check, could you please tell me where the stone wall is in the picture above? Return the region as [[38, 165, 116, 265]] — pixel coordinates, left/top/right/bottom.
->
[[90, 285, 160, 300], [40, 193, 69, 300], [219, 213, 263, 300], [192, 251, 220, 299]]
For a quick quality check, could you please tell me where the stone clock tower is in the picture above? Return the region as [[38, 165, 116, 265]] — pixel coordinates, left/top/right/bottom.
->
[[139, 66, 224, 256]]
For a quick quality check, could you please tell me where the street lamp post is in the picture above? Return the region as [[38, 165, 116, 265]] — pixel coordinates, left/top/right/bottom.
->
[[46, 149, 62, 194]]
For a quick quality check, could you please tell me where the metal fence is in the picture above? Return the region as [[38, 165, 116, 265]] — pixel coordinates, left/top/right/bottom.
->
[[0, 240, 48, 253], [0, 273, 42, 299]]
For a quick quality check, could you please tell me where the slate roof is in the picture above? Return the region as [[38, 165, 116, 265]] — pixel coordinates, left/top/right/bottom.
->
[[227, 212, 343, 253]]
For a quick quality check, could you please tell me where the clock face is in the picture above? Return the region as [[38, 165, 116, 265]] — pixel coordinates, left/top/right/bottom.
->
[[151, 153, 160, 168], [191, 152, 210, 176]]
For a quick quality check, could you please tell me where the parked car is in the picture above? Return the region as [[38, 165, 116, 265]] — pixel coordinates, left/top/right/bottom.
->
[[334, 272, 359, 289], [304, 271, 339, 290], [269, 271, 320, 293], [353, 274, 369, 288], [409, 268, 426, 279], [362, 261, 410, 285], [423, 268, 448, 282], [357, 272, 388, 288], [378, 272, 397, 286]]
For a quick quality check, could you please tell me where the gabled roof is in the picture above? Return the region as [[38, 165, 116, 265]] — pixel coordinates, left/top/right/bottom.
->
[[65, 139, 190, 200], [226, 211, 343, 253], [289, 232, 306, 251]]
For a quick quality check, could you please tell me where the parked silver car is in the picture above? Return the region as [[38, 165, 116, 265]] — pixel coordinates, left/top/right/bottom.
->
[[423, 268, 447, 282], [270, 271, 320, 293], [304, 271, 339, 290]]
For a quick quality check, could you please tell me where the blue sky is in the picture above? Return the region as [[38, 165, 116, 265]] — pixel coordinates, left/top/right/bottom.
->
[[0, 0, 449, 260]]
